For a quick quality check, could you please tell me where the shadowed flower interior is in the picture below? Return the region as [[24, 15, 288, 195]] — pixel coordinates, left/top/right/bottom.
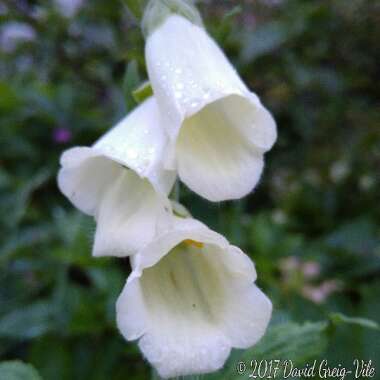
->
[[141, 242, 225, 327], [58, 148, 171, 258], [176, 94, 275, 201], [93, 168, 166, 257], [137, 241, 231, 378]]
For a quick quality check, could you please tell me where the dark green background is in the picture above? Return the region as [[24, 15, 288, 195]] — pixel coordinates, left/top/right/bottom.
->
[[0, 0, 379, 379]]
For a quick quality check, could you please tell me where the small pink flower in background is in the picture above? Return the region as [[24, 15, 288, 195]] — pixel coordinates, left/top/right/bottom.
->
[[279, 256, 300, 275], [302, 261, 321, 279], [302, 280, 342, 304], [53, 128, 72, 144], [279, 256, 341, 304]]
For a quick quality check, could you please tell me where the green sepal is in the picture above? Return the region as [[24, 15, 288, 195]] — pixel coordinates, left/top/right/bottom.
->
[[142, 0, 203, 38], [132, 81, 154, 104]]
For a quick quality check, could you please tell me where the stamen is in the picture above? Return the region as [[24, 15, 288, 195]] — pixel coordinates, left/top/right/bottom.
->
[[184, 239, 204, 249]]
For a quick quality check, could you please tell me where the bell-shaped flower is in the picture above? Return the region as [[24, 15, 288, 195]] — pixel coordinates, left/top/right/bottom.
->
[[116, 216, 272, 379], [144, 11, 277, 202], [58, 97, 176, 257]]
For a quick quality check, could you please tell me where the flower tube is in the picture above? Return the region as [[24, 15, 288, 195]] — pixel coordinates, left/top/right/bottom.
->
[[144, 6, 277, 201], [58, 97, 176, 257]]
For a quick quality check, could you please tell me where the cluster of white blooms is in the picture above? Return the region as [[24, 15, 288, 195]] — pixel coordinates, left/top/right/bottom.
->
[[58, 1, 277, 378]]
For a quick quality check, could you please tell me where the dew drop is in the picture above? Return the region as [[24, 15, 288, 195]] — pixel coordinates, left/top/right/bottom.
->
[[128, 149, 138, 160], [203, 91, 211, 100]]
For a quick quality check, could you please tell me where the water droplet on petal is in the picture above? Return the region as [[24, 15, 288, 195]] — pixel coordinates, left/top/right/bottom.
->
[[203, 91, 211, 100], [128, 149, 138, 159]]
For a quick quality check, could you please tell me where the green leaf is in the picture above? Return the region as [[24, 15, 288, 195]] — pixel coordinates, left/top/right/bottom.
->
[[1, 169, 52, 231], [0, 82, 21, 112], [0, 302, 56, 339], [329, 313, 380, 331], [246, 321, 328, 362], [324, 219, 380, 255], [240, 22, 288, 63], [0, 361, 42, 380], [223, 5, 242, 22], [29, 336, 73, 380], [122, 60, 141, 110]]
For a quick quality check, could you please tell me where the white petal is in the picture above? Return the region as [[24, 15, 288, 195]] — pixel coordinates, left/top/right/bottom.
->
[[176, 96, 265, 201], [219, 284, 272, 349], [94, 97, 175, 194], [92, 170, 170, 257], [116, 217, 271, 378], [119, 243, 232, 378], [146, 15, 247, 141], [146, 15, 277, 147], [222, 93, 277, 152], [58, 147, 120, 215], [57, 97, 176, 215], [116, 278, 148, 341], [146, 15, 276, 201], [134, 217, 229, 271]]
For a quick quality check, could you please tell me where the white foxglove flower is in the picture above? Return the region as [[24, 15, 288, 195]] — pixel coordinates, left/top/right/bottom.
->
[[116, 216, 272, 379], [144, 12, 277, 202], [58, 97, 175, 257]]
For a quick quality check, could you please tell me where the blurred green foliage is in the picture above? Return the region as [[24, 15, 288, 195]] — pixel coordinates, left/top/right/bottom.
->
[[0, 0, 379, 379]]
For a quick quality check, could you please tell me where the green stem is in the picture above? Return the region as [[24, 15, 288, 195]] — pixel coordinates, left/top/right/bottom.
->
[[122, 0, 149, 22]]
